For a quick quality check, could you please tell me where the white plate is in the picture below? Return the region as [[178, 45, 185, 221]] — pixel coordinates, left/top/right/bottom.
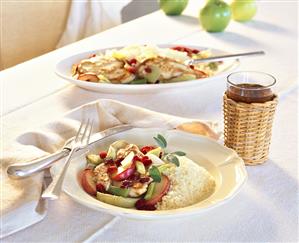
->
[[55, 45, 239, 94], [52, 128, 247, 220]]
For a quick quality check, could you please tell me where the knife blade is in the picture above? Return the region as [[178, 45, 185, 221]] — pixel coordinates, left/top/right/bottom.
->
[[7, 124, 134, 179]]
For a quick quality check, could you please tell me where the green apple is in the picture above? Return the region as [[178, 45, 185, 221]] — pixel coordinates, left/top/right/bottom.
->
[[159, 0, 188, 16], [231, 0, 257, 22], [199, 0, 231, 32]]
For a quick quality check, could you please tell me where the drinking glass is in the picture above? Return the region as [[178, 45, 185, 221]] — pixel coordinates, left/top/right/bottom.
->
[[223, 71, 278, 165]]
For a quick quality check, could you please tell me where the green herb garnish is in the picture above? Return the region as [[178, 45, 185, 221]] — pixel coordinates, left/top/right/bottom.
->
[[149, 165, 162, 182], [152, 134, 185, 167], [208, 62, 218, 71], [173, 151, 186, 156], [153, 134, 167, 148], [165, 154, 180, 167]]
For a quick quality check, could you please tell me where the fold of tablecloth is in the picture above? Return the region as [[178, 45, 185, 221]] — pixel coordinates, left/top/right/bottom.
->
[[0, 99, 219, 239]]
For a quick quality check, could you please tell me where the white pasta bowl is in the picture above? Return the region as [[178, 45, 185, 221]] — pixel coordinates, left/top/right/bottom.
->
[[51, 128, 247, 220], [55, 44, 239, 94]]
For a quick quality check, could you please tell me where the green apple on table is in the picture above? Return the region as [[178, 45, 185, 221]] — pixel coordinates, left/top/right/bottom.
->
[[159, 0, 189, 16], [199, 0, 231, 32], [231, 0, 257, 22]]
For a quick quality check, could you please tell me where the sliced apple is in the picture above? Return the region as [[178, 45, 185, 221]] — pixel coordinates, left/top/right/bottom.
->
[[144, 65, 161, 83], [146, 147, 162, 157], [86, 154, 102, 165], [108, 185, 129, 197], [121, 151, 134, 169], [96, 192, 138, 208], [135, 175, 170, 210], [110, 140, 129, 150], [106, 146, 117, 160], [81, 169, 97, 196], [158, 163, 174, 173], [136, 161, 146, 175], [111, 163, 136, 181], [106, 140, 129, 160], [144, 182, 156, 200], [169, 74, 197, 82], [147, 154, 164, 166]]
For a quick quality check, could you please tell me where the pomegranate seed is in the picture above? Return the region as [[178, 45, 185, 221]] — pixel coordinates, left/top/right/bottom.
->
[[172, 46, 183, 52], [135, 199, 156, 211], [107, 165, 118, 174], [133, 155, 143, 162], [127, 66, 137, 74], [104, 159, 114, 165], [89, 54, 96, 58], [189, 65, 194, 70], [128, 172, 140, 181], [135, 199, 145, 209], [142, 159, 152, 166], [141, 156, 152, 166], [144, 67, 152, 73], [121, 180, 134, 188], [96, 183, 106, 192], [128, 58, 137, 65], [99, 151, 107, 159], [139, 177, 150, 183], [115, 158, 123, 167], [172, 46, 196, 56], [140, 146, 155, 154]]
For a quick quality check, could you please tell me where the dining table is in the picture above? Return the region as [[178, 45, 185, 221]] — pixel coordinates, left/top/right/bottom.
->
[[1, 0, 298, 242]]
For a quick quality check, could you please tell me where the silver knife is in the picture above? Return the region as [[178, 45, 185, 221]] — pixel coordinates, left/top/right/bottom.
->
[[7, 124, 134, 179]]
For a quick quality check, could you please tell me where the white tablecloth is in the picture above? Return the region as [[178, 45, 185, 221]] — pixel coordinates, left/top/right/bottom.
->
[[1, 0, 298, 242]]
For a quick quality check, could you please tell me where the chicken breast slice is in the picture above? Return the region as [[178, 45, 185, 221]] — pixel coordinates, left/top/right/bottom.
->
[[78, 56, 135, 84]]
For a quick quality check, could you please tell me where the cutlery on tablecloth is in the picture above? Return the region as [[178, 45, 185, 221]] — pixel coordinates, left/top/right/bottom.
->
[[7, 124, 134, 179], [186, 50, 265, 65], [41, 119, 93, 200]]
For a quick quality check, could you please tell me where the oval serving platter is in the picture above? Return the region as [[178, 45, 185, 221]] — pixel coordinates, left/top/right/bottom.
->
[[55, 45, 240, 94]]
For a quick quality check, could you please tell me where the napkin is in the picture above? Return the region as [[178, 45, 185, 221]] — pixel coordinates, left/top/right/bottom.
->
[[0, 99, 219, 238]]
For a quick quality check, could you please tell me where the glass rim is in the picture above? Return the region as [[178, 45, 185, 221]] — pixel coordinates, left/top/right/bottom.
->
[[227, 71, 276, 90]]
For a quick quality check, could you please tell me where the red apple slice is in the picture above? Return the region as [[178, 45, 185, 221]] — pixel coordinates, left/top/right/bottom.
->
[[135, 175, 170, 210], [81, 169, 97, 196], [111, 163, 136, 181]]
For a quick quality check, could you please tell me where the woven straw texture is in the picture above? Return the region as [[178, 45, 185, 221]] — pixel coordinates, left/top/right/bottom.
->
[[223, 93, 278, 165]]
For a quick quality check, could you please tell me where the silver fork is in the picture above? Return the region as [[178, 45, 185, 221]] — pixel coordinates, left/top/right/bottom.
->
[[42, 119, 93, 200]]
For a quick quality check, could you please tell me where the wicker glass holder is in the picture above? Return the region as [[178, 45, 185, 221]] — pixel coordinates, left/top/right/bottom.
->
[[223, 93, 278, 165]]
